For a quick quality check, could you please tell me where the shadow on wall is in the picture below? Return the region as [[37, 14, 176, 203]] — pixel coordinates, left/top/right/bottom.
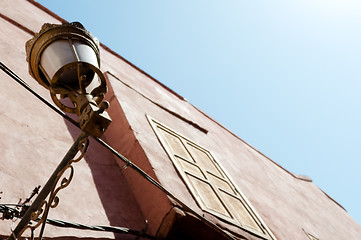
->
[[63, 115, 147, 239]]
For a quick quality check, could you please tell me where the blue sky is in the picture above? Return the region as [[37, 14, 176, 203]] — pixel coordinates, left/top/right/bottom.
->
[[36, 0, 361, 225]]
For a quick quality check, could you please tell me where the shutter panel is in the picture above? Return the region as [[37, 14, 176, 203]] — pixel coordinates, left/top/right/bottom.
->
[[148, 117, 275, 239]]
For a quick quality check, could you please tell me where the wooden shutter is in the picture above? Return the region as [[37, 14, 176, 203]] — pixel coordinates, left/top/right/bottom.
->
[[148, 116, 274, 239]]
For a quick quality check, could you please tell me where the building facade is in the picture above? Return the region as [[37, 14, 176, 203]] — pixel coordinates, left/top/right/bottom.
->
[[1, 1, 361, 239]]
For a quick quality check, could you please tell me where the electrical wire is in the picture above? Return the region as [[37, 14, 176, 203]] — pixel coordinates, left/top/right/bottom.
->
[[0, 61, 236, 240], [45, 218, 154, 239], [0, 204, 154, 239], [0, 62, 79, 128]]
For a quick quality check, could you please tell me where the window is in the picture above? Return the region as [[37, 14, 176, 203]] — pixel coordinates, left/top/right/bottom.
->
[[148, 116, 275, 239]]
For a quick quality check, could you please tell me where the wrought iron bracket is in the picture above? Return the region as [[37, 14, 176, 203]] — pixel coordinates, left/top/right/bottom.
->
[[8, 131, 89, 240]]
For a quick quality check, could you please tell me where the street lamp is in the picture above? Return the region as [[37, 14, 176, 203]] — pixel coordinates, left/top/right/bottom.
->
[[9, 22, 111, 240], [26, 21, 111, 137]]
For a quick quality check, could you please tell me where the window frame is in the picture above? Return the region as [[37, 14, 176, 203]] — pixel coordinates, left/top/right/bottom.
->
[[147, 115, 276, 240], [303, 229, 319, 240]]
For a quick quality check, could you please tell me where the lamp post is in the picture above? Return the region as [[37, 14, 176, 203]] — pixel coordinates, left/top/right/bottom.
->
[[9, 22, 111, 240]]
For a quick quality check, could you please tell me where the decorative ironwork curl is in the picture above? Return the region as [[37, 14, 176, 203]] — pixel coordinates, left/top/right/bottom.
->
[[15, 133, 89, 240], [71, 137, 89, 163]]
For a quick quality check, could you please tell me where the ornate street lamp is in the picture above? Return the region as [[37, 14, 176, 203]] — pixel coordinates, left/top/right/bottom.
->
[[26, 21, 111, 137], [9, 22, 111, 240]]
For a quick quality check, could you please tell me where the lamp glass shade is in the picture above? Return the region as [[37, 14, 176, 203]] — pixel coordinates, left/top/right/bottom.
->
[[40, 39, 99, 90]]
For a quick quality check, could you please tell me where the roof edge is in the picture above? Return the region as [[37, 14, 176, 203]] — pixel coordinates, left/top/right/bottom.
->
[[192, 104, 347, 211], [26, 0, 320, 186], [99, 44, 186, 101], [28, 0, 67, 23], [28, 0, 186, 102], [27, 0, 347, 214], [319, 188, 346, 211]]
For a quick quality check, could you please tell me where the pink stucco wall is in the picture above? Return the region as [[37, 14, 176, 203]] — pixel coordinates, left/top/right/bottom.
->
[[0, 1, 147, 239], [1, 1, 361, 240]]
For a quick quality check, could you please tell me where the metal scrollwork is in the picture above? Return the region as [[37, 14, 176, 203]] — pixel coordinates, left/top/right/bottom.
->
[[14, 133, 89, 240]]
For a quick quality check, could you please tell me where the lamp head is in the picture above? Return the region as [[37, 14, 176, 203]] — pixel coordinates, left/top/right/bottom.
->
[[26, 22, 102, 91], [26, 22, 111, 137]]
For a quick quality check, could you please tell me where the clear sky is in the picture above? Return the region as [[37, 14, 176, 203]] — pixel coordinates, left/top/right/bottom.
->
[[36, 0, 361, 225]]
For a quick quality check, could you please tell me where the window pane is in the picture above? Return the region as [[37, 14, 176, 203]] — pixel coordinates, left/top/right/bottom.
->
[[186, 143, 223, 178], [220, 190, 262, 232], [159, 127, 193, 161], [187, 174, 231, 218], [175, 156, 206, 179], [208, 173, 236, 194]]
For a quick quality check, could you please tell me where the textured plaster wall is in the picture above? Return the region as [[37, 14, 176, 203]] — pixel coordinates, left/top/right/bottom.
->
[[1, 1, 361, 240], [100, 54, 361, 239], [0, 1, 146, 239]]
